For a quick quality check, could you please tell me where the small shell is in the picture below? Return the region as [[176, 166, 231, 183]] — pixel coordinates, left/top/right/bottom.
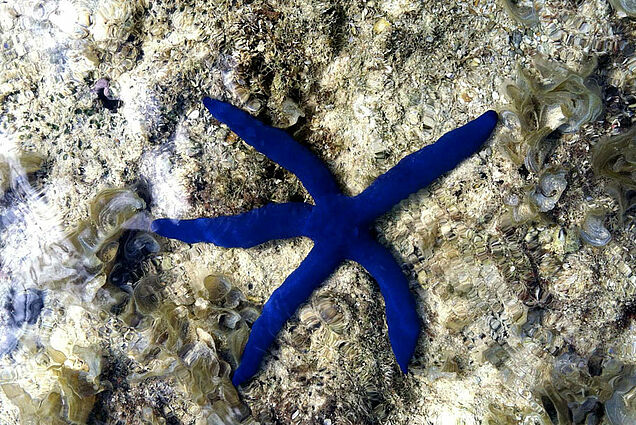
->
[[91, 189, 145, 235], [500, 0, 539, 25], [579, 210, 612, 247], [203, 275, 231, 302], [314, 296, 346, 333], [133, 276, 162, 314], [529, 167, 567, 212], [223, 288, 245, 309], [277, 98, 305, 128], [605, 371, 636, 425]]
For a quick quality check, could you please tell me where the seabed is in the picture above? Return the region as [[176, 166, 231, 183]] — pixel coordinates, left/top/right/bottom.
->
[[0, 0, 634, 424]]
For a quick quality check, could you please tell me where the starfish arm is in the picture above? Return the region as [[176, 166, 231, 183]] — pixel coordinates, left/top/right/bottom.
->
[[232, 243, 342, 386], [203, 98, 341, 201], [151, 202, 312, 248], [355, 110, 498, 221], [347, 234, 420, 374]]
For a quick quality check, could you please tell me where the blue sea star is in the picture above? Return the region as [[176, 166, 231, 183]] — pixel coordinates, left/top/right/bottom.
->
[[152, 98, 498, 386]]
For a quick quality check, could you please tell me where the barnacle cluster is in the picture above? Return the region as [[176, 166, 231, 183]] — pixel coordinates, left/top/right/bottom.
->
[[0, 183, 259, 424], [289, 280, 403, 423], [536, 352, 636, 425], [90, 0, 148, 79], [591, 127, 636, 219], [500, 1, 623, 58], [115, 272, 257, 424], [0, 187, 153, 424], [499, 56, 602, 226], [91, 0, 145, 46], [384, 113, 634, 419], [501, 56, 602, 171]]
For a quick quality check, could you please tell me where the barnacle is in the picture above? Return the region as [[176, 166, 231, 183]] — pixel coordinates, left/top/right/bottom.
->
[[299, 293, 348, 334], [99, 43, 140, 78]]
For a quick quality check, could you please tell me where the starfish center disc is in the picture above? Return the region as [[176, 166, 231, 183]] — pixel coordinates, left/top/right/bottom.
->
[[304, 195, 364, 249]]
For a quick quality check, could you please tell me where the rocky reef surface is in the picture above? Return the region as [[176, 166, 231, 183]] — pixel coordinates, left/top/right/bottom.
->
[[0, 0, 634, 424]]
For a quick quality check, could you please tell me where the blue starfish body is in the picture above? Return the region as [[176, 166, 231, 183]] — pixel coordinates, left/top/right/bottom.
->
[[152, 98, 498, 386]]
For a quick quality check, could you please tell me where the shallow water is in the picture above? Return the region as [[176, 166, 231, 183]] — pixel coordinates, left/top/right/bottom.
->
[[1, 0, 635, 424]]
